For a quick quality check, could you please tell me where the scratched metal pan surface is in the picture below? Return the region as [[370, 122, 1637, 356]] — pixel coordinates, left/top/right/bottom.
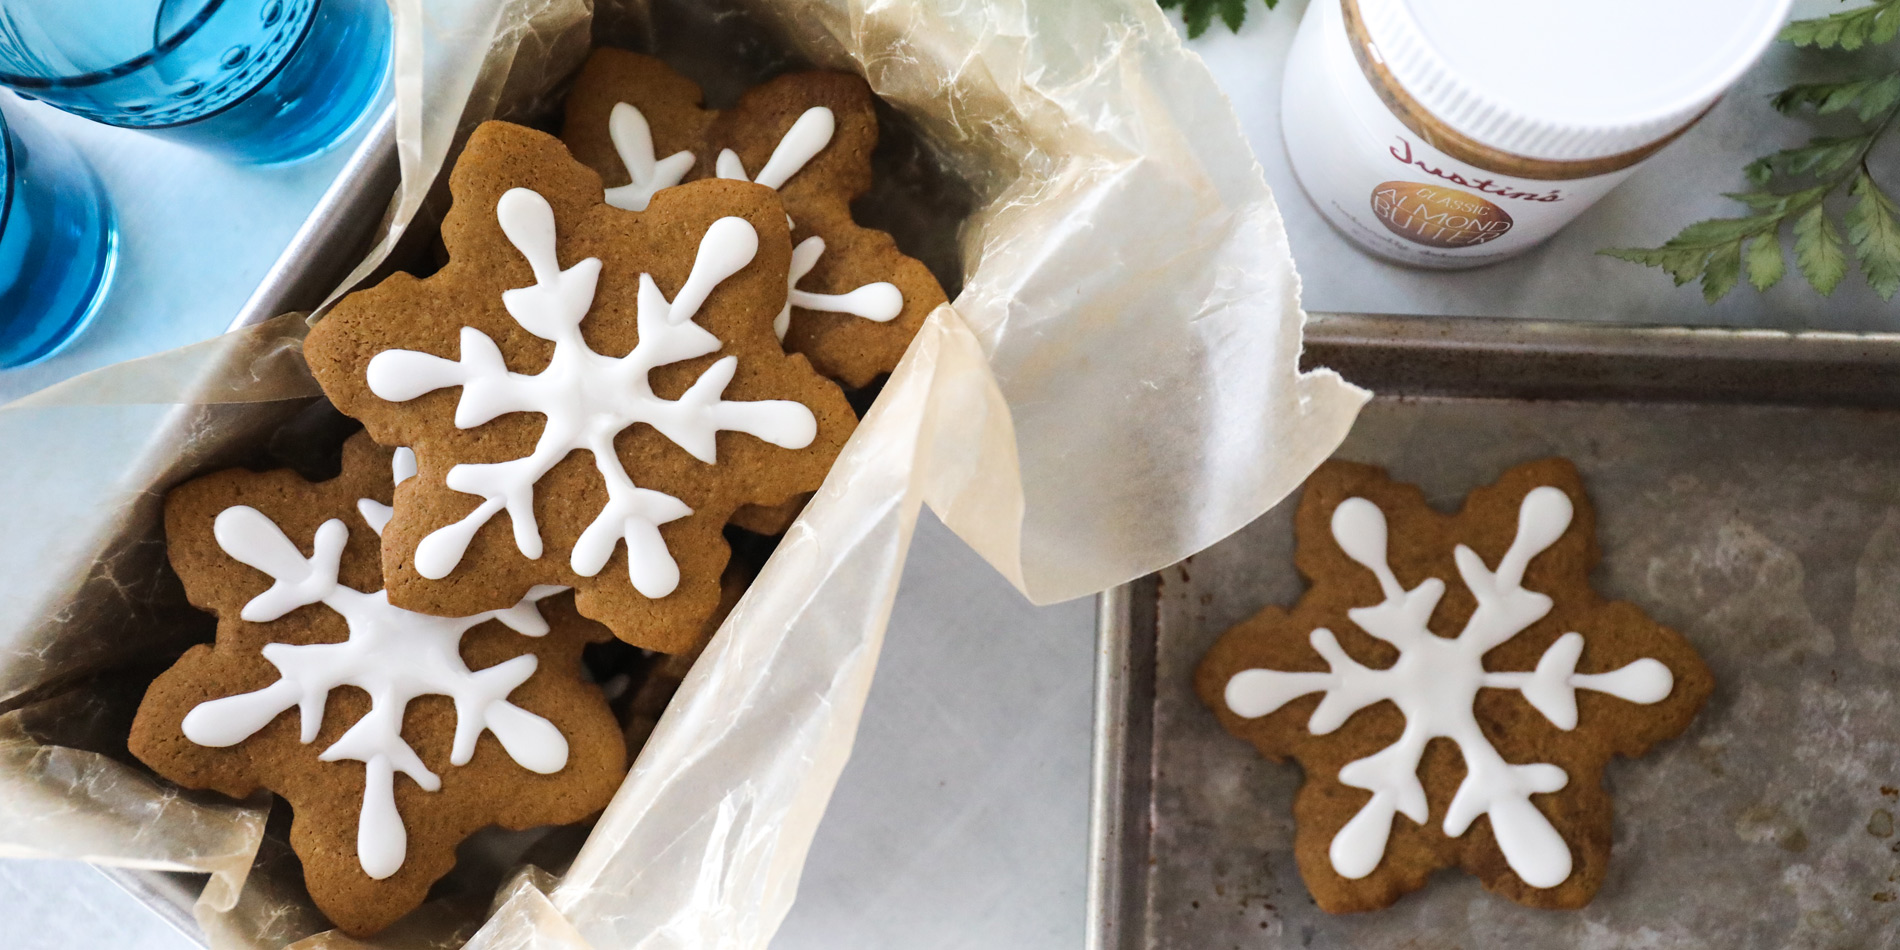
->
[[1087, 313, 1900, 950]]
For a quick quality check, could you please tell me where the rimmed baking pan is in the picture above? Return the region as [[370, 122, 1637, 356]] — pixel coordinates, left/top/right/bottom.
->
[[1090, 312, 1900, 949]]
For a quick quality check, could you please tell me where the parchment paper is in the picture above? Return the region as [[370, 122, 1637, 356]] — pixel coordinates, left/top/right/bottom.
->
[[0, 0, 1368, 946]]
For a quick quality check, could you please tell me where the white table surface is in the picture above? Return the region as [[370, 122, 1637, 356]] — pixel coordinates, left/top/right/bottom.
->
[[2, 1, 1880, 947]]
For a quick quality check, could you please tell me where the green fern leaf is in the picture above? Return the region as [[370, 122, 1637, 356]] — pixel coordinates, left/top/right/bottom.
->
[[1745, 233, 1787, 291], [1847, 171, 1900, 299], [1794, 204, 1849, 295], [1701, 240, 1744, 302], [1160, 0, 1276, 37], [1782, 0, 1900, 50]]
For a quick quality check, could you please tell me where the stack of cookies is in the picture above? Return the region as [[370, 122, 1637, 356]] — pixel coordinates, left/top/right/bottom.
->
[[129, 52, 945, 936]]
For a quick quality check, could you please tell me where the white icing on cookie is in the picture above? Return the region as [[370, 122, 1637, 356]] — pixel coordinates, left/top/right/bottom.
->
[[605, 101, 904, 341], [778, 234, 904, 339], [365, 187, 817, 595], [604, 102, 695, 212], [353, 446, 415, 535], [180, 503, 569, 880], [1222, 487, 1676, 889], [719, 105, 834, 190], [393, 446, 416, 484], [712, 106, 904, 339]]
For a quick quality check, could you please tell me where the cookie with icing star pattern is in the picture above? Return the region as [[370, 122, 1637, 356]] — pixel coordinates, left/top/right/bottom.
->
[[302, 121, 856, 653], [130, 432, 627, 937], [1196, 458, 1712, 913], [561, 48, 947, 390]]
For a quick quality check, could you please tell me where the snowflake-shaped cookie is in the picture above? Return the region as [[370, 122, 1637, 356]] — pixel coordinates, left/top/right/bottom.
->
[[1196, 458, 1713, 913], [561, 49, 949, 388], [304, 122, 856, 652], [130, 433, 626, 937]]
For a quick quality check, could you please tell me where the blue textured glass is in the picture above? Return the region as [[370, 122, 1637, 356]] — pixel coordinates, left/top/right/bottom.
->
[[0, 0, 389, 165], [0, 105, 116, 369]]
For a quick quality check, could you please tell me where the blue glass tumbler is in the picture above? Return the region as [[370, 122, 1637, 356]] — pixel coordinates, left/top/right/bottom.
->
[[0, 0, 391, 165], [0, 103, 116, 368]]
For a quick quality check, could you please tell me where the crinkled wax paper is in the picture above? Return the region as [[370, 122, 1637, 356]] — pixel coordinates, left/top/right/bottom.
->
[[0, 0, 1368, 946]]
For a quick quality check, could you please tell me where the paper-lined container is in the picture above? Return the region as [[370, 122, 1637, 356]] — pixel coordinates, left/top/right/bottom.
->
[[0, 0, 1367, 946]]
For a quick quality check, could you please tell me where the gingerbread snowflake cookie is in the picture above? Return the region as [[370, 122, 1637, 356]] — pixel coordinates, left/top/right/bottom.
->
[[1196, 458, 1712, 913], [130, 433, 626, 936], [561, 49, 947, 389], [304, 122, 855, 652]]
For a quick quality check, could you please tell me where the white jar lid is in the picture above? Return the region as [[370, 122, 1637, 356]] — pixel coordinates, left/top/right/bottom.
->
[[1358, 0, 1793, 162]]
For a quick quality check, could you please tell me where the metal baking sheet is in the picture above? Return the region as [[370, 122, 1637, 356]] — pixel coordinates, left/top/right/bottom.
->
[[1089, 312, 1900, 949]]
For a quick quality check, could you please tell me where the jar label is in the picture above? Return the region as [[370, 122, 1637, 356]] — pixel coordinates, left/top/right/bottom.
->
[[1369, 182, 1513, 249]]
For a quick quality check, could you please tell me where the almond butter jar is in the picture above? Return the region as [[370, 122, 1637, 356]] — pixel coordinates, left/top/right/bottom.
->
[[1281, 0, 1792, 269]]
